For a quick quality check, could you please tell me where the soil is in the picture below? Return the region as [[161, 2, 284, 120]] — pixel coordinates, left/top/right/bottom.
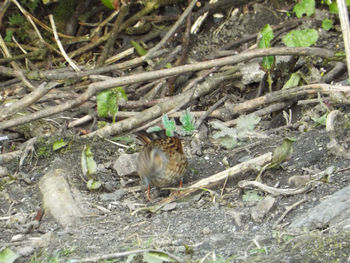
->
[[1, 1, 350, 263]]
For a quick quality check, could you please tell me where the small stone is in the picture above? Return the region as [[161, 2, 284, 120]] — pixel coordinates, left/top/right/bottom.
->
[[113, 153, 139, 177], [0, 166, 9, 177], [251, 196, 276, 222], [202, 226, 211, 235], [162, 203, 177, 211], [288, 175, 311, 187], [99, 189, 126, 201]]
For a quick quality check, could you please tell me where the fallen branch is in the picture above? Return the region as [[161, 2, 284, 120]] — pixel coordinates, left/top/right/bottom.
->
[[156, 152, 273, 206], [237, 180, 312, 196], [0, 49, 340, 131], [69, 249, 184, 263]]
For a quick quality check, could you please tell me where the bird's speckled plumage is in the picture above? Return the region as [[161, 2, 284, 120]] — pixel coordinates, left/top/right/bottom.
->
[[137, 135, 187, 191]]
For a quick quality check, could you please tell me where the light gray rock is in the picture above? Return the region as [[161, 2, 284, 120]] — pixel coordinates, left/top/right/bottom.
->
[[113, 153, 138, 177], [289, 186, 350, 230], [251, 195, 276, 222]]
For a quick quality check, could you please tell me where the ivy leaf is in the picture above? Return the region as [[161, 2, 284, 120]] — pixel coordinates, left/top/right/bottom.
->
[[282, 29, 318, 47], [96, 87, 127, 123], [258, 24, 275, 71], [293, 0, 315, 18], [258, 24, 274, 49]]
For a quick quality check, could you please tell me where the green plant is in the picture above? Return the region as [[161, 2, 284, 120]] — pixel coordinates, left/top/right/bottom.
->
[[258, 24, 275, 91], [147, 111, 195, 137], [293, 0, 315, 17], [96, 87, 127, 123], [7, 13, 29, 42]]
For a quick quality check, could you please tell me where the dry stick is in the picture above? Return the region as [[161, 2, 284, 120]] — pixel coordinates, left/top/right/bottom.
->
[[131, 69, 231, 133], [238, 180, 312, 196], [166, 0, 193, 93], [224, 101, 295, 127], [195, 95, 227, 129], [31, 46, 334, 81], [90, 10, 119, 38], [0, 82, 59, 121], [0, 0, 11, 29], [337, 0, 350, 79], [27, 48, 167, 80], [0, 34, 35, 91], [147, 0, 198, 57], [70, 249, 184, 263], [49, 15, 80, 72], [98, 5, 129, 65], [0, 48, 338, 130], [156, 152, 273, 206], [212, 83, 350, 119], [273, 198, 307, 229], [0, 150, 22, 165]]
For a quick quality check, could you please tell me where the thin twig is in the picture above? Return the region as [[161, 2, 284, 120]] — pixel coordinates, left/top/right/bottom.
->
[[196, 95, 227, 129], [147, 0, 198, 57], [69, 249, 184, 263], [273, 198, 306, 229], [49, 15, 80, 72], [0, 34, 35, 90]]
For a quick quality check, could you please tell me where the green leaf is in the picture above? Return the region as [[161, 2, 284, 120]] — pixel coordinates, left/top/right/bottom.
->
[[282, 72, 301, 89], [96, 87, 127, 123], [180, 110, 195, 133], [131, 40, 147, 56], [322, 18, 334, 31], [162, 114, 176, 137], [0, 248, 20, 263], [52, 139, 68, 151], [258, 25, 275, 71], [261, 55, 275, 71], [242, 190, 263, 202], [329, 2, 338, 13], [146, 126, 162, 133], [9, 13, 25, 26], [97, 90, 114, 118], [258, 24, 274, 49], [4, 30, 13, 42], [311, 113, 328, 126], [81, 145, 97, 179], [293, 0, 315, 18], [282, 29, 318, 47], [86, 179, 102, 190], [101, 0, 118, 9], [268, 138, 295, 169]]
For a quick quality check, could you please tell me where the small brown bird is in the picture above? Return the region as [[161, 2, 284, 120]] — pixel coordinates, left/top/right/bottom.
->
[[136, 132, 187, 200]]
